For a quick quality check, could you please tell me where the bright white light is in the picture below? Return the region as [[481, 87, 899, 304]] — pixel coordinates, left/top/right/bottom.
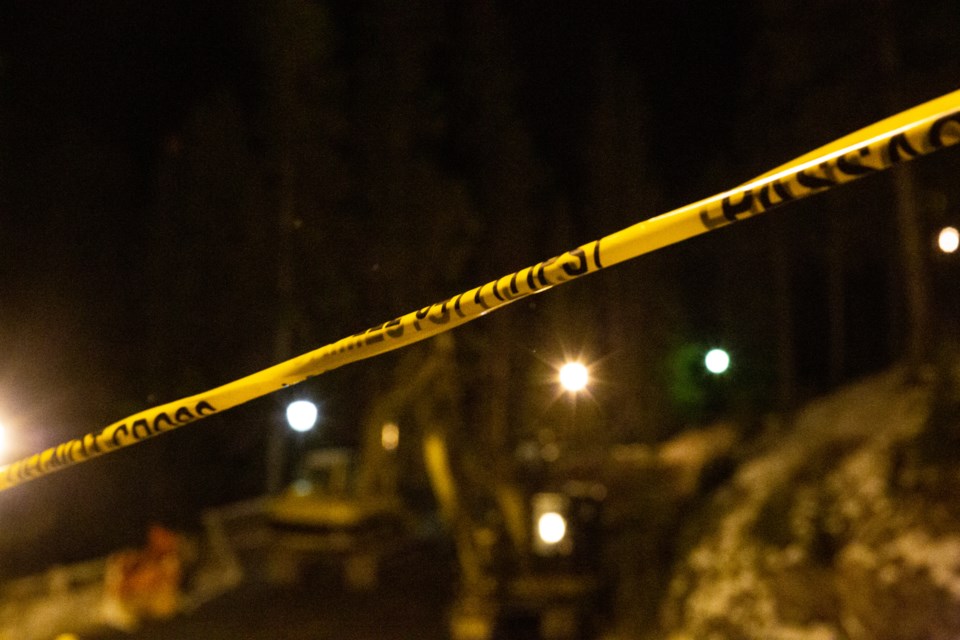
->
[[939, 226, 959, 254], [705, 348, 730, 374], [381, 422, 399, 451], [0, 424, 6, 457], [559, 362, 589, 392], [286, 400, 318, 433], [537, 512, 567, 545]]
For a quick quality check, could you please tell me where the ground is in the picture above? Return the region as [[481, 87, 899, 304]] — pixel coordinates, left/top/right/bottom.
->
[[88, 541, 454, 640]]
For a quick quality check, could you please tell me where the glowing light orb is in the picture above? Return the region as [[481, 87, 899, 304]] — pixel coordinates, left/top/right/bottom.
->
[[381, 422, 399, 451], [286, 400, 318, 432], [537, 512, 567, 544], [558, 362, 589, 392], [939, 226, 959, 254], [705, 348, 731, 374]]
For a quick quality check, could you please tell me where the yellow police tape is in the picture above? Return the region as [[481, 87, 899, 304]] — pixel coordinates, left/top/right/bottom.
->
[[2, 89, 959, 492]]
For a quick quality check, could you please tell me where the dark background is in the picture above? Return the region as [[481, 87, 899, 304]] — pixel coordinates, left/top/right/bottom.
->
[[0, 0, 959, 572]]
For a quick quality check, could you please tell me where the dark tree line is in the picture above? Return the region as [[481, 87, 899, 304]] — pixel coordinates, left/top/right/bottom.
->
[[0, 0, 958, 569]]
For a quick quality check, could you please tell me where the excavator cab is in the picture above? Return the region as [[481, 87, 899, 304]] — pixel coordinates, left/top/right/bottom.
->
[[424, 432, 606, 640], [266, 447, 409, 590]]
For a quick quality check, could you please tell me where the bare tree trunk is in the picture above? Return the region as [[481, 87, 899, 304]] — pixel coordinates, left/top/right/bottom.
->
[[486, 315, 513, 452], [827, 214, 846, 386], [890, 169, 932, 372], [878, 0, 933, 374], [264, 0, 298, 495], [772, 223, 796, 410]]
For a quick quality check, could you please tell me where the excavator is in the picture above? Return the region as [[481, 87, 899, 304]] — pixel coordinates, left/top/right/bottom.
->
[[267, 333, 607, 637], [366, 335, 606, 639]]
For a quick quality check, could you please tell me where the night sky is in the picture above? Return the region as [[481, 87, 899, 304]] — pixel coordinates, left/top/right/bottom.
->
[[1, 0, 960, 568]]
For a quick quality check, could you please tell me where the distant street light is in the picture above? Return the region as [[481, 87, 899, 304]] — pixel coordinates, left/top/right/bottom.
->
[[558, 362, 589, 393], [938, 226, 959, 254], [286, 400, 319, 433], [704, 348, 731, 375]]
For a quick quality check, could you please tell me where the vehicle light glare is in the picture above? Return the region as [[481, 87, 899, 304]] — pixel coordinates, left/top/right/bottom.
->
[[939, 226, 959, 254], [381, 422, 399, 451], [537, 511, 567, 545], [559, 362, 589, 392]]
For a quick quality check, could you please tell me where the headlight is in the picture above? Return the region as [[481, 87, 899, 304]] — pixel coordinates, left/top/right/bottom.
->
[[532, 492, 571, 556], [537, 511, 567, 544]]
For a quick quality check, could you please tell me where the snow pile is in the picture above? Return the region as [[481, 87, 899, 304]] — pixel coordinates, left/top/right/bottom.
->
[[662, 366, 960, 640], [0, 561, 106, 640]]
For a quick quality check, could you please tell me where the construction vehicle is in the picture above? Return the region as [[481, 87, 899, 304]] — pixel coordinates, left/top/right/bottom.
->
[[406, 336, 607, 639], [424, 433, 606, 640], [263, 338, 451, 591], [268, 334, 608, 636], [265, 447, 410, 590]]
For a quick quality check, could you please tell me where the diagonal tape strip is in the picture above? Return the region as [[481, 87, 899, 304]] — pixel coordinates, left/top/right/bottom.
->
[[2, 88, 959, 492]]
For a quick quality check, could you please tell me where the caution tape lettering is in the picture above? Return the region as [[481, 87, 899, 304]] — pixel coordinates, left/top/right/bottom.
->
[[700, 109, 960, 231], [2, 400, 218, 486]]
